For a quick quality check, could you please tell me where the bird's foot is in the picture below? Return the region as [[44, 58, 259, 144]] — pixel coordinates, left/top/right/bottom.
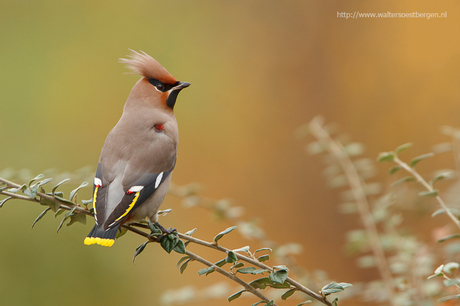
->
[[154, 222, 176, 235]]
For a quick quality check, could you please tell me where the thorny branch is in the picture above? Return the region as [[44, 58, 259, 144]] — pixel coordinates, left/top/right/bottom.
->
[[0, 176, 333, 306]]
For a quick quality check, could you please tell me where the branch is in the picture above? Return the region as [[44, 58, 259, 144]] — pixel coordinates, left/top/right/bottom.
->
[[308, 118, 396, 304], [0, 175, 336, 305], [393, 156, 460, 230]]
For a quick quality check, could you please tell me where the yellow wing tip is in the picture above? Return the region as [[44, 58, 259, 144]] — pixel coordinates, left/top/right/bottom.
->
[[84, 237, 114, 247]]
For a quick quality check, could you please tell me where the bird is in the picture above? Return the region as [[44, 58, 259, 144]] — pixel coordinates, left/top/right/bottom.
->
[[84, 50, 190, 247]]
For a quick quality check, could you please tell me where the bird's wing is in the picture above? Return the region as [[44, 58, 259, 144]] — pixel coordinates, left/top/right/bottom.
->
[[103, 166, 174, 230]]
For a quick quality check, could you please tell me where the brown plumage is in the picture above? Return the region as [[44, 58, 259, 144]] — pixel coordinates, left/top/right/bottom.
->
[[84, 50, 190, 247]]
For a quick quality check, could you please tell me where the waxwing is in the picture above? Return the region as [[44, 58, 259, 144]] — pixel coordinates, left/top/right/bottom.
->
[[84, 50, 190, 247]]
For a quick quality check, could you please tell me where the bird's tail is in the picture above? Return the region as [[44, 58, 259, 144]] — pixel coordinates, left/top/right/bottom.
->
[[84, 224, 120, 247]]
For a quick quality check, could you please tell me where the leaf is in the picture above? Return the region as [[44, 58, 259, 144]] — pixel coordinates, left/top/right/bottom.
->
[[377, 152, 395, 162], [249, 277, 273, 289], [116, 226, 128, 239], [254, 248, 272, 254], [7, 184, 26, 193], [157, 208, 172, 216], [438, 295, 460, 302], [179, 258, 192, 274], [232, 246, 250, 254], [133, 241, 149, 263], [184, 228, 197, 236], [410, 153, 434, 167], [0, 196, 12, 207], [213, 226, 237, 244], [258, 254, 270, 262], [36, 178, 53, 188], [444, 278, 460, 287], [173, 239, 186, 254], [418, 190, 438, 197], [321, 281, 352, 296], [269, 269, 288, 284], [23, 184, 40, 198], [215, 258, 227, 267], [395, 143, 413, 154], [437, 234, 460, 243], [391, 176, 415, 186], [52, 179, 70, 194], [160, 234, 177, 253], [67, 213, 87, 226], [226, 251, 237, 263], [237, 267, 256, 274], [332, 298, 339, 306], [56, 215, 69, 233], [231, 262, 244, 270], [28, 174, 44, 187], [296, 302, 312, 305], [54, 195, 76, 205], [388, 165, 402, 175], [443, 262, 460, 274], [227, 290, 245, 302], [281, 288, 296, 300], [54, 208, 65, 217], [69, 181, 88, 202], [198, 266, 215, 276], [430, 172, 455, 186], [32, 207, 51, 228], [176, 256, 190, 268]]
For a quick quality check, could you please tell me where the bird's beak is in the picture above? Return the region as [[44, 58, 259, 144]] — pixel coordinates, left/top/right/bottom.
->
[[174, 82, 191, 90]]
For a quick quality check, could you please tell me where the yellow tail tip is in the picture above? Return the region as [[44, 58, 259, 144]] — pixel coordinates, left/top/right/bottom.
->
[[84, 237, 114, 247]]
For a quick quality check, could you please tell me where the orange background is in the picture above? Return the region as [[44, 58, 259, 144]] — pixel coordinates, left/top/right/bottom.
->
[[1, 1, 459, 305]]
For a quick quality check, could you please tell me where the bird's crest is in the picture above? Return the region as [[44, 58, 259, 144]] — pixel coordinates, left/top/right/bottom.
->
[[119, 50, 177, 85]]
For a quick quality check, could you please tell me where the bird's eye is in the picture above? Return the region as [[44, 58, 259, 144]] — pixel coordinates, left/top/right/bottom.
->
[[156, 84, 165, 91]]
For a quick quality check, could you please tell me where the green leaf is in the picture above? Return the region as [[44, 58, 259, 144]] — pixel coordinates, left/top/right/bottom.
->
[[116, 226, 128, 239], [231, 262, 244, 270], [7, 184, 26, 193], [23, 184, 40, 198], [32, 207, 51, 228], [443, 262, 460, 274], [184, 228, 197, 236], [133, 241, 149, 263], [52, 179, 70, 195], [430, 171, 454, 186], [377, 152, 395, 162], [173, 239, 186, 254], [296, 302, 312, 305], [69, 181, 88, 202], [36, 178, 53, 188], [437, 234, 460, 243], [179, 258, 192, 274], [56, 215, 69, 233], [232, 246, 250, 254], [226, 251, 238, 263], [269, 269, 288, 284], [281, 288, 296, 300], [251, 301, 266, 306], [54, 195, 76, 205], [54, 208, 65, 217], [395, 143, 413, 154], [157, 208, 172, 216], [176, 256, 190, 268], [321, 281, 352, 296], [28, 174, 44, 187], [227, 290, 245, 302], [388, 165, 402, 175], [418, 190, 438, 197], [215, 258, 227, 267], [254, 248, 272, 254], [67, 213, 87, 226], [391, 176, 415, 186], [198, 266, 215, 276], [438, 295, 460, 302], [258, 254, 270, 262], [332, 298, 339, 306], [160, 234, 177, 253], [237, 267, 256, 274], [213, 226, 237, 244], [444, 278, 460, 287], [249, 277, 273, 289], [410, 153, 434, 167], [0, 196, 12, 207]]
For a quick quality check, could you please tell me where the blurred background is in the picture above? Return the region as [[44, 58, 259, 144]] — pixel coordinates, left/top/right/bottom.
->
[[1, 1, 460, 305]]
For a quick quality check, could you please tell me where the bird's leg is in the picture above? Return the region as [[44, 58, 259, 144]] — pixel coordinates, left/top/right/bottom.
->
[[154, 222, 176, 235]]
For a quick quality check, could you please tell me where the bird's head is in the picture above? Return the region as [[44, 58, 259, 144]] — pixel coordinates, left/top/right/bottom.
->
[[119, 50, 190, 111]]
